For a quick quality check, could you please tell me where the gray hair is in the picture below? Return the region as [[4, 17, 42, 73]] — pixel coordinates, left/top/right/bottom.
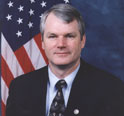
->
[[40, 4, 85, 40]]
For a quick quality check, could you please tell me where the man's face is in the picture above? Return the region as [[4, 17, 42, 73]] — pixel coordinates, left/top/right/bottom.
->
[[42, 13, 86, 67]]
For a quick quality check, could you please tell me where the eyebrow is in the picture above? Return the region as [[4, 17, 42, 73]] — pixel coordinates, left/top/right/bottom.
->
[[65, 33, 77, 35], [46, 32, 77, 36], [46, 32, 56, 36]]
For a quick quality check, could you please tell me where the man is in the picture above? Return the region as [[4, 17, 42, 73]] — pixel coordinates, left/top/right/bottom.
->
[[6, 4, 124, 116]]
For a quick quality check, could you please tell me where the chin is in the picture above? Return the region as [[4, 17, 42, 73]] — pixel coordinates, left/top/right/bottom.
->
[[52, 60, 71, 66], [54, 62, 70, 66]]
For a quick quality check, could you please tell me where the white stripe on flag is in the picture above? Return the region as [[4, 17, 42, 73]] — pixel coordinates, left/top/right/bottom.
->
[[1, 33, 24, 78], [24, 38, 47, 70], [1, 77, 9, 105]]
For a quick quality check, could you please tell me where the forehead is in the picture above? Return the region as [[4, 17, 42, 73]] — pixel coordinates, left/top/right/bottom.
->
[[44, 13, 79, 34]]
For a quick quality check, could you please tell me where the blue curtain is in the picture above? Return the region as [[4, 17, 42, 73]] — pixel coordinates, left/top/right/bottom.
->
[[71, 0, 124, 81]]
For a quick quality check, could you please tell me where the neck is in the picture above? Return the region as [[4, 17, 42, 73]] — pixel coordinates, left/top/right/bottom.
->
[[49, 59, 80, 79]]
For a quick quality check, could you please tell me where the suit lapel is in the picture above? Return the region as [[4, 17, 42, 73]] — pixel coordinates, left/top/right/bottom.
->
[[65, 59, 88, 116], [36, 66, 49, 116]]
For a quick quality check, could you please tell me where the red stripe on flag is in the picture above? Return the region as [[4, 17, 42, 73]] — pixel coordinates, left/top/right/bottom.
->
[[1, 56, 14, 87], [1, 100, 6, 116], [14, 46, 35, 73], [34, 33, 48, 64]]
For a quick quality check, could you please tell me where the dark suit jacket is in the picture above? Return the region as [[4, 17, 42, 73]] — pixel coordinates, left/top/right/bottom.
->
[[6, 59, 124, 116]]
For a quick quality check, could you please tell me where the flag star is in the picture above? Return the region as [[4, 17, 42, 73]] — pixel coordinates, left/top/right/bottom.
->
[[18, 5, 24, 12], [28, 22, 33, 28], [30, 0, 35, 4], [17, 18, 23, 24], [39, 14, 43, 19], [6, 14, 12, 21], [63, 0, 69, 3], [16, 31, 22, 37], [8, 1, 14, 8], [41, 1, 47, 8], [29, 9, 34, 16]]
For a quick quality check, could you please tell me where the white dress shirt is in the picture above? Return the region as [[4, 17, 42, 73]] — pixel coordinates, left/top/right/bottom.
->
[[46, 65, 80, 116]]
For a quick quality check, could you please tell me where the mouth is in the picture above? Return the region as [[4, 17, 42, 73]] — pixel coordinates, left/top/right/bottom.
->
[[55, 52, 70, 54], [56, 52, 68, 54], [54, 52, 70, 56]]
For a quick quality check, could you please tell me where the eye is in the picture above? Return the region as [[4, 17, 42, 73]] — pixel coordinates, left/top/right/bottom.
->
[[65, 34, 76, 39], [48, 35, 57, 39]]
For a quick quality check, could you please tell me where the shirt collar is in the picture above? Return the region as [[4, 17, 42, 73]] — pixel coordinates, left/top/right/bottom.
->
[[48, 64, 80, 90]]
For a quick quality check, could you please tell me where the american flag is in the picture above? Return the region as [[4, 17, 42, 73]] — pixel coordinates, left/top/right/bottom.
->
[[1, 0, 70, 116]]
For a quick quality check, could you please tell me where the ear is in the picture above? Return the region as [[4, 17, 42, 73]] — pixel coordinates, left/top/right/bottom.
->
[[81, 34, 86, 49], [41, 37, 45, 50]]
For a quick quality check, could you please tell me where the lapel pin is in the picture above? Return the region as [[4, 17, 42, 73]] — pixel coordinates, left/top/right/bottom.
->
[[74, 109, 79, 115]]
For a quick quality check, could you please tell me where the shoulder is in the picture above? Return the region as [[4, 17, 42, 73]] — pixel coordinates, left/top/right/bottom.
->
[[9, 66, 48, 89], [76, 59, 124, 102], [79, 58, 124, 88]]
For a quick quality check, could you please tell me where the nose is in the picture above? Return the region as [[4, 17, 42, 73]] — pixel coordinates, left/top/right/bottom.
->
[[57, 37, 66, 49]]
